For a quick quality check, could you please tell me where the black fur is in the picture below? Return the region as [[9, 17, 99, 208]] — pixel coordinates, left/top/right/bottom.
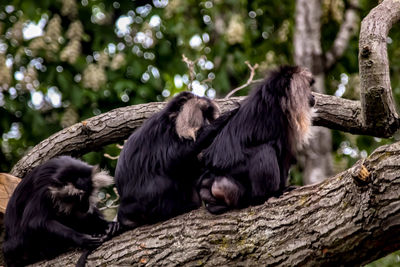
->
[[198, 66, 315, 214], [3, 156, 119, 267], [115, 91, 233, 228]]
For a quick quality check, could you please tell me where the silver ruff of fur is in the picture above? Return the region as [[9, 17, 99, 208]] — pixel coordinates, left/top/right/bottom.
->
[[89, 166, 114, 212], [281, 68, 316, 154], [48, 167, 114, 214], [49, 184, 85, 214], [175, 97, 220, 140]]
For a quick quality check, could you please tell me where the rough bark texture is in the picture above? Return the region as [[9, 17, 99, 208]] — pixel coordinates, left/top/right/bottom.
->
[[32, 141, 400, 267], [10, 93, 387, 178], [294, 0, 333, 185], [359, 0, 400, 133]]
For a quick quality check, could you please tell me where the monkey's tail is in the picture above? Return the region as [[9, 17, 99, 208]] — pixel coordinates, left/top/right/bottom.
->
[[76, 248, 96, 267]]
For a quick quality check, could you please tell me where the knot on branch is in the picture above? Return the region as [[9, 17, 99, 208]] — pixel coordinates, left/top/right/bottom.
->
[[81, 120, 92, 135], [352, 164, 371, 183], [361, 46, 371, 58]]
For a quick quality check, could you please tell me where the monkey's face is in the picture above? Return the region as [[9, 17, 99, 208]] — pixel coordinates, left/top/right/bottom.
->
[[283, 67, 316, 149], [174, 93, 220, 140], [309, 79, 316, 107], [49, 166, 113, 214]]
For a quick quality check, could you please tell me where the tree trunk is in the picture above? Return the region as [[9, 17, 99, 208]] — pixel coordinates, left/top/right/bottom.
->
[[294, 0, 334, 185], [294, 0, 360, 185], [32, 141, 400, 266]]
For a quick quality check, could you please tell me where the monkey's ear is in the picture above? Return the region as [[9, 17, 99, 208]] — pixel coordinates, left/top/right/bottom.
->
[[91, 166, 114, 189], [209, 101, 221, 121], [175, 98, 204, 140]]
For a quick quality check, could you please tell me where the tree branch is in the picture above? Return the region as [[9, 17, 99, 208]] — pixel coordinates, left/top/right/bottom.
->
[[10, 92, 398, 178], [32, 141, 400, 266], [359, 0, 400, 133], [324, 0, 360, 70], [225, 61, 259, 98]]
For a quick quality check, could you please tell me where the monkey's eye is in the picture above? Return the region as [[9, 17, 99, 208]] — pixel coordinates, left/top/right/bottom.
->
[[310, 79, 315, 86], [75, 177, 91, 191]]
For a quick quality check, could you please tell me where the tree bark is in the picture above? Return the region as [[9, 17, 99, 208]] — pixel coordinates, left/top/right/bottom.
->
[[359, 0, 400, 133], [32, 141, 400, 266]]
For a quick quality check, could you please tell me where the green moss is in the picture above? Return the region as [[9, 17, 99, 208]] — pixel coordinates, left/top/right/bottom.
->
[[299, 195, 308, 206], [365, 251, 400, 267]]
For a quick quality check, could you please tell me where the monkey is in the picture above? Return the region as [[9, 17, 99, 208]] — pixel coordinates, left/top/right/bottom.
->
[[3, 156, 120, 267], [197, 66, 316, 214], [115, 91, 237, 229]]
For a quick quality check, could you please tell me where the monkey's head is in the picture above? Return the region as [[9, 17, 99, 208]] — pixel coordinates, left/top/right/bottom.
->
[[268, 66, 316, 149], [169, 92, 220, 141], [48, 157, 114, 214]]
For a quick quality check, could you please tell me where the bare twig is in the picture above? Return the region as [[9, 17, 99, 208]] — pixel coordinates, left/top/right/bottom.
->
[[225, 61, 259, 98], [99, 205, 119, 211], [182, 54, 206, 90], [182, 54, 195, 90], [116, 144, 124, 150], [104, 143, 124, 160], [99, 195, 120, 211], [103, 153, 119, 160], [201, 77, 214, 85]]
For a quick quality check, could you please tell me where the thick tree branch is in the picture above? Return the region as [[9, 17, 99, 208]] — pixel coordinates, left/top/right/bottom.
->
[[359, 0, 400, 133], [10, 93, 390, 178], [32, 141, 400, 266], [325, 0, 360, 70]]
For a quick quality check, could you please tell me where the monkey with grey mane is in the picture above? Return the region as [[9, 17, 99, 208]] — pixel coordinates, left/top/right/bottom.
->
[[198, 66, 316, 214], [3, 156, 119, 267]]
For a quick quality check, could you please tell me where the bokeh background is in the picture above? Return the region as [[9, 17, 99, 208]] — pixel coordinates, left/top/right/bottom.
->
[[1, 0, 400, 264]]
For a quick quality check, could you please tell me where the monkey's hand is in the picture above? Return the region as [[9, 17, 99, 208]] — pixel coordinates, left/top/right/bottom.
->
[[282, 185, 299, 193], [78, 234, 105, 248], [198, 176, 230, 215], [105, 221, 120, 237]]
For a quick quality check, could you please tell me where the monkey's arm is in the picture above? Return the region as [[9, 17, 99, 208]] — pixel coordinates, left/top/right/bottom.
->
[[43, 220, 105, 247], [167, 108, 239, 170], [193, 108, 239, 153], [248, 144, 281, 205]]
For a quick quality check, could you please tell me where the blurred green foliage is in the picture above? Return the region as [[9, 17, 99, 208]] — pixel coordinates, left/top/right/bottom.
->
[[1, 0, 400, 178], [367, 250, 400, 267], [1, 0, 400, 182], [1, 0, 400, 264]]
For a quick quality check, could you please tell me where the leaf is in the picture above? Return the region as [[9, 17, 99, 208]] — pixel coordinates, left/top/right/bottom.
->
[[0, 173, 21, 214]]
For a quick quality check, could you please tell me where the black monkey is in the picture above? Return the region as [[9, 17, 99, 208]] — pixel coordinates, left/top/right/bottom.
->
[[3, 156, 119, 267], [115, 91, 235, 228], [198, 66, 316, 214]]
